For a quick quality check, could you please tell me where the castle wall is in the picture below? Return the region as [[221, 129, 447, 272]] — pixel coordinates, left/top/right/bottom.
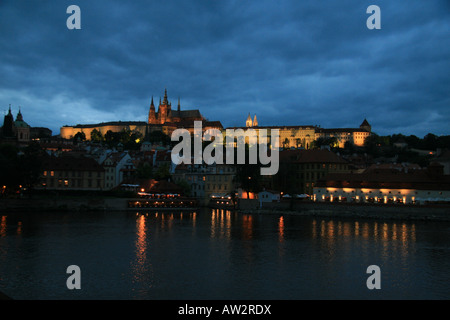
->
[[60, 124, 147, 140]]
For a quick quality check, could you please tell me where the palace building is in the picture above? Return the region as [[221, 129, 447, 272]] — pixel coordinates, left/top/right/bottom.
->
[[60, 89, 223, 140], [238, 114, 371, 149]]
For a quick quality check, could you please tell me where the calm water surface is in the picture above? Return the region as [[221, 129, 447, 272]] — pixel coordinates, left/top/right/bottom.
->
[[0, 209, 449, 299]]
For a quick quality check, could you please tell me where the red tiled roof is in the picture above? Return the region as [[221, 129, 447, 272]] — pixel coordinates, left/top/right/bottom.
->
[[316, 168, 450, 190], [204, 121, 223, 128], [149, 180, 182, 193], [226, 125, 316, 130], [279, 149, 347, 164], [365, 163, 421, 173], [121, 178, 157, 190], [174, 163, 189, 172], [360, 119, 370, 127], [155, 150, 171, 161], [42, 155, 104, 172], [316, 128, 369, 133]]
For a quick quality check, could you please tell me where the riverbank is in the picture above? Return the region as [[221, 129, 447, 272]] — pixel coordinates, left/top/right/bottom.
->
[[0, 197, 200, 213], [241, 201, 450, 221], [1, 197, 449, 221], [0, 197, 128, 212]]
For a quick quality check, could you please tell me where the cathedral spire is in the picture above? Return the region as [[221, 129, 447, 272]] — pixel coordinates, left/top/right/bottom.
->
[[253, 114, 258, 127], [150, 96, 155, 109], [3, 104, 15, 137], [16, 106, 23, 121], [148, 96, 156, 124], [246, 113, 253, 127], [177, 97, 180, 112], [163, 88, 168, 105]]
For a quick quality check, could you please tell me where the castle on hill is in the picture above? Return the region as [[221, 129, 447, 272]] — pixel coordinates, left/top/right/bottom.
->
[[60, 89, 223, 140]]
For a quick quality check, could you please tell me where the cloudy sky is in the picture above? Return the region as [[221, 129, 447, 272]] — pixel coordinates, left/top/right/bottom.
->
[[0, 0, 449, 137]]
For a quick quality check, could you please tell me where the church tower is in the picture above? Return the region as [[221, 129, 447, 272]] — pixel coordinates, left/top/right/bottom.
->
[[246, 113, 253, 127], [16, 108, 23, 121], [253, 114, 258, 127], [158, 89, 170, 124], [2, 105, 15, 137], [360, 118, 371, 132], [148, 96, 156, 124], [14, 107, 30, 142]]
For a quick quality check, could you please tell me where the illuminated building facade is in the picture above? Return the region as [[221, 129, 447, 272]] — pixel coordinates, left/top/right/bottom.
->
[[172, 163, 237, 205], [315, 119, 371, 148], [274, 149, 350, 195], [313, 162, 450, 204], [38, 155, 105, 190], [102, 151, 134, 190], [240, 115, 371, 149]]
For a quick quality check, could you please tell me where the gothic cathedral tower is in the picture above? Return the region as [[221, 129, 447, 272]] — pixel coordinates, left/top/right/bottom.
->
[[148, 97, 156, 124], [147, 89, 172, 125], [158, 89, 171, 124]]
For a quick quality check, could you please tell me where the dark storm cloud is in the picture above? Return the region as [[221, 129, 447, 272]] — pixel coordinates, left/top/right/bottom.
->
[[0, 0, 448, 137]]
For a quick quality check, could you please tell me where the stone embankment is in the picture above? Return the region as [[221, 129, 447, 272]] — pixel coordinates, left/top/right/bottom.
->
[[0, 197, 129, 212], [240, 200, 450, 221], [2, 198, 449, 221]]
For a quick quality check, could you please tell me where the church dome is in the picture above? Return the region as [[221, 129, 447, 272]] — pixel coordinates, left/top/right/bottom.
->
[[14, 109, 30, 128], [14, 120, 30, 128]]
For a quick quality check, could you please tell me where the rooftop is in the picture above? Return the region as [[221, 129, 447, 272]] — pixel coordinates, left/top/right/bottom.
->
[[316, 164, 450, 190], [42, 155, 105, 172], [279, 149, 348, 164]]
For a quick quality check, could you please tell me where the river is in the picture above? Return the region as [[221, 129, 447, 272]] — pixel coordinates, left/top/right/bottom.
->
[[0, 208, 449, 300]]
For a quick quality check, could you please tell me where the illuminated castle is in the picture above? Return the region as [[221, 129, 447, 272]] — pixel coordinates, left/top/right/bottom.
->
[[60, 89, 222, 140]]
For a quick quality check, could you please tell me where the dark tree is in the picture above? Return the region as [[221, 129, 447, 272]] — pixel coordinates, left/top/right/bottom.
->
[[90, 129, 103, 142], [0, 142, 44, 195], [147, 130, 171, 145], [73, 131, 86, 144], [18, 141, 45, 192], [136, 161, 153, 179], [0, 144, 19, 192], [154, 163, 171, 181], [234, 144, 263, 198]]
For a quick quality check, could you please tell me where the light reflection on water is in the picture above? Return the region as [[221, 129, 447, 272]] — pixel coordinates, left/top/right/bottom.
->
[[0, 216, 7, 237], [0, 209, 449, 299], [130, 214, 151, 294]]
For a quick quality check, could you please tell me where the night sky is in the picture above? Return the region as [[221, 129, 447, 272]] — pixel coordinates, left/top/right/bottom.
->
[[0, 0, 449, 137]]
